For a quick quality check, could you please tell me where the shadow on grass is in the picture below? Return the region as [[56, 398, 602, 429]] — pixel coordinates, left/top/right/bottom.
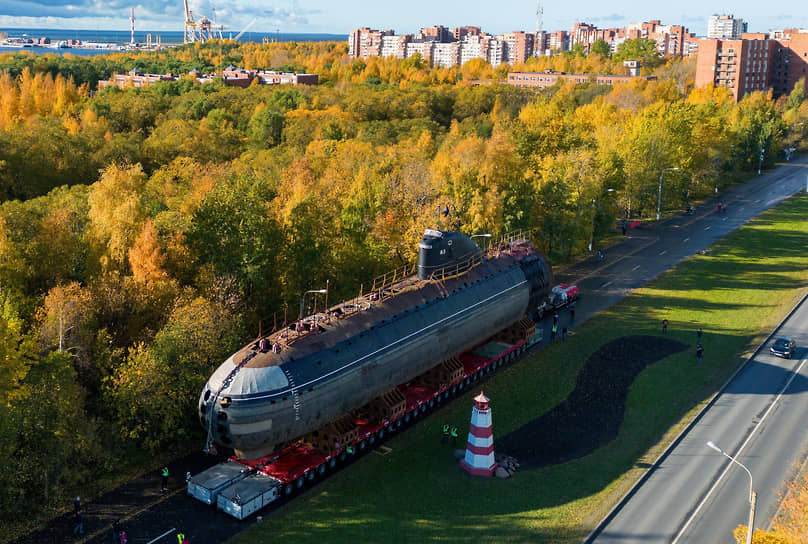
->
[[496, 335, 688, 469]]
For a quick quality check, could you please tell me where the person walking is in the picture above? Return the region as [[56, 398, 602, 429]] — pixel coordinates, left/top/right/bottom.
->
[[112, 520, 121, 544], [441, 423, 450, 444], [696, 343, 704, 363], [450, 424, 459, 446], [73, 511, 84, 536], [73, 496, 81, 512], [561, 327, 567, 342], [120, 531, 127, 544], [550, 322, 557, 342], [177, 532, 185, 544], [697, 328, 703, 341], [662, 319, 668, 333], [161, 467, 169, 493]]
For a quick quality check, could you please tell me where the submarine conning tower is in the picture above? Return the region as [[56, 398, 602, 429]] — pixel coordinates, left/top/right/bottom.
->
[[417, 229, 485, 281]]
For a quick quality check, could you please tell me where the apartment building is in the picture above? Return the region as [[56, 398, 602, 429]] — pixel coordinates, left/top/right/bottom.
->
[[770, 30, 808, 97], [504, 31, 535, 64], [348, 27, 393, 59], [349, 19, 695, 68], [695, 30, 808, 101], [707, 15, 748, 39]]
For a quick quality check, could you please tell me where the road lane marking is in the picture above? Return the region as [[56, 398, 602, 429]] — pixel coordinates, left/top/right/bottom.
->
[[683, 237, 689, 243], [659, 250, 667, 255], [671, 356, 808, 544], [704, 226, 711, 231], [146, 528, 177, 544], [632, 265, 641, 271], [601, 281, 612, 288]]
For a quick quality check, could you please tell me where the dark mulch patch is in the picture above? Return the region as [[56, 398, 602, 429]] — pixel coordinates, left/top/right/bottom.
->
[[496, 335, 689, 469]]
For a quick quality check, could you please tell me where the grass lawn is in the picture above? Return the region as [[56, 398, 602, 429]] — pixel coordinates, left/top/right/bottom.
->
[[230, 193, 808, 544]]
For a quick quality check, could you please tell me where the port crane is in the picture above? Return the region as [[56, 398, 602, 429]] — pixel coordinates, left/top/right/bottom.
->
[[183, 0, 226, 43]]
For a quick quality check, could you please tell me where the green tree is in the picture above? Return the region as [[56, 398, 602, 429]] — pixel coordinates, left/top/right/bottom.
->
[[590, 39, 611, 58], [613, 38, 661, 67]]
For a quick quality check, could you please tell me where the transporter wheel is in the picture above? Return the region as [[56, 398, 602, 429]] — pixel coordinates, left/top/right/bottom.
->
[[284, 483, 294, 496], [404, 413, 411, 424], [451, 385, 457, 395], [306, 471, 315, 482], [428, 399, 435, 409], [369, 434, 376, 445], [377, 428, 385, 440], [338, 452, 347, 462], [318, 464, 326, 476], [329, 458, 337, 469], [295, 477, 304, 489], [359, 439, 367, 450]]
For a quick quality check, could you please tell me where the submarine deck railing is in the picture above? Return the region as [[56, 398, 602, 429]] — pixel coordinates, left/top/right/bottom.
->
[[253, 229, 536, 352]]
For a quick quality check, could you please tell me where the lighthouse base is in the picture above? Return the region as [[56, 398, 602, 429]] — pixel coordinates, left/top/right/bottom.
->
[[460, 459, 498, 477]]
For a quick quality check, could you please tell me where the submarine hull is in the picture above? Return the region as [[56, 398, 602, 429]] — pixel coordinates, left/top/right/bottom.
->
[[200, 232, 552, 459]]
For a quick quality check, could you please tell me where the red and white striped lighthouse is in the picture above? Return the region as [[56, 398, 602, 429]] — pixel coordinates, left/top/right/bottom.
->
[[460, 391, 498, 476]]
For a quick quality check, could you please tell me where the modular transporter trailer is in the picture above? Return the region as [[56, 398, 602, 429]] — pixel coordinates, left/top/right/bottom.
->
[[190, 324, 547, 519]]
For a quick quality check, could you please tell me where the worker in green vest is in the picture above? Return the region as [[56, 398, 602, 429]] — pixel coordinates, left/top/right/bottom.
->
[[346, 445, 354, 455], [161, 467, 169, 493], [442, 423, 450, 444], [177, 532, 185, 544], [450, 424, 459, 446]]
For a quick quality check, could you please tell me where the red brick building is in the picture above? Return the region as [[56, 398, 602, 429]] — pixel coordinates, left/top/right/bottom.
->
[[508, 70, 656, 89], [695, 30, 808, 101]]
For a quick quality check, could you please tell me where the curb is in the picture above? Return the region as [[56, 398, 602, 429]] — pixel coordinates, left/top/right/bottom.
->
[[581, 288, 808, 543]]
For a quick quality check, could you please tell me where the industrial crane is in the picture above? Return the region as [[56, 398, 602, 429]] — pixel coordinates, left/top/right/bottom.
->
[[183, 0, 226, 43]]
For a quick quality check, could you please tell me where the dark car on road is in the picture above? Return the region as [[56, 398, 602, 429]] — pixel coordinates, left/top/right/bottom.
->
[[771, 337, 796, 359]]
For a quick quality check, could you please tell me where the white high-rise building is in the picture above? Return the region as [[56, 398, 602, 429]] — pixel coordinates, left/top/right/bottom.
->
[[707, 14, 748, 39]]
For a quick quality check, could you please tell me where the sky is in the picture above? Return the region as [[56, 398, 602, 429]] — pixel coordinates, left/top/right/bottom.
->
[[0, 0, 806, 38]]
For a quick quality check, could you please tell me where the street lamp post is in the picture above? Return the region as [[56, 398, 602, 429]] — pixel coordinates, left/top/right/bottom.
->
[[706, 441, 757, 544], [656, 167, 679, 221], [299, 288, 328, 322]]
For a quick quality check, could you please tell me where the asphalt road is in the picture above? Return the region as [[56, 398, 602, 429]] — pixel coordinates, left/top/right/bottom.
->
[[579, 157, 808, 544]]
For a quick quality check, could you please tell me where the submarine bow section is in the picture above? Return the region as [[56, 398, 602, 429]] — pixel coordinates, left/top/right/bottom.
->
[[199, 231, 553, 459]]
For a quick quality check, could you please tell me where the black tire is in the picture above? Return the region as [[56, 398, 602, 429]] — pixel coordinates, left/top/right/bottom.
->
[[284, 483, 294, 495], [329, 458, 337, 469], [295, 477, 304, 489]]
